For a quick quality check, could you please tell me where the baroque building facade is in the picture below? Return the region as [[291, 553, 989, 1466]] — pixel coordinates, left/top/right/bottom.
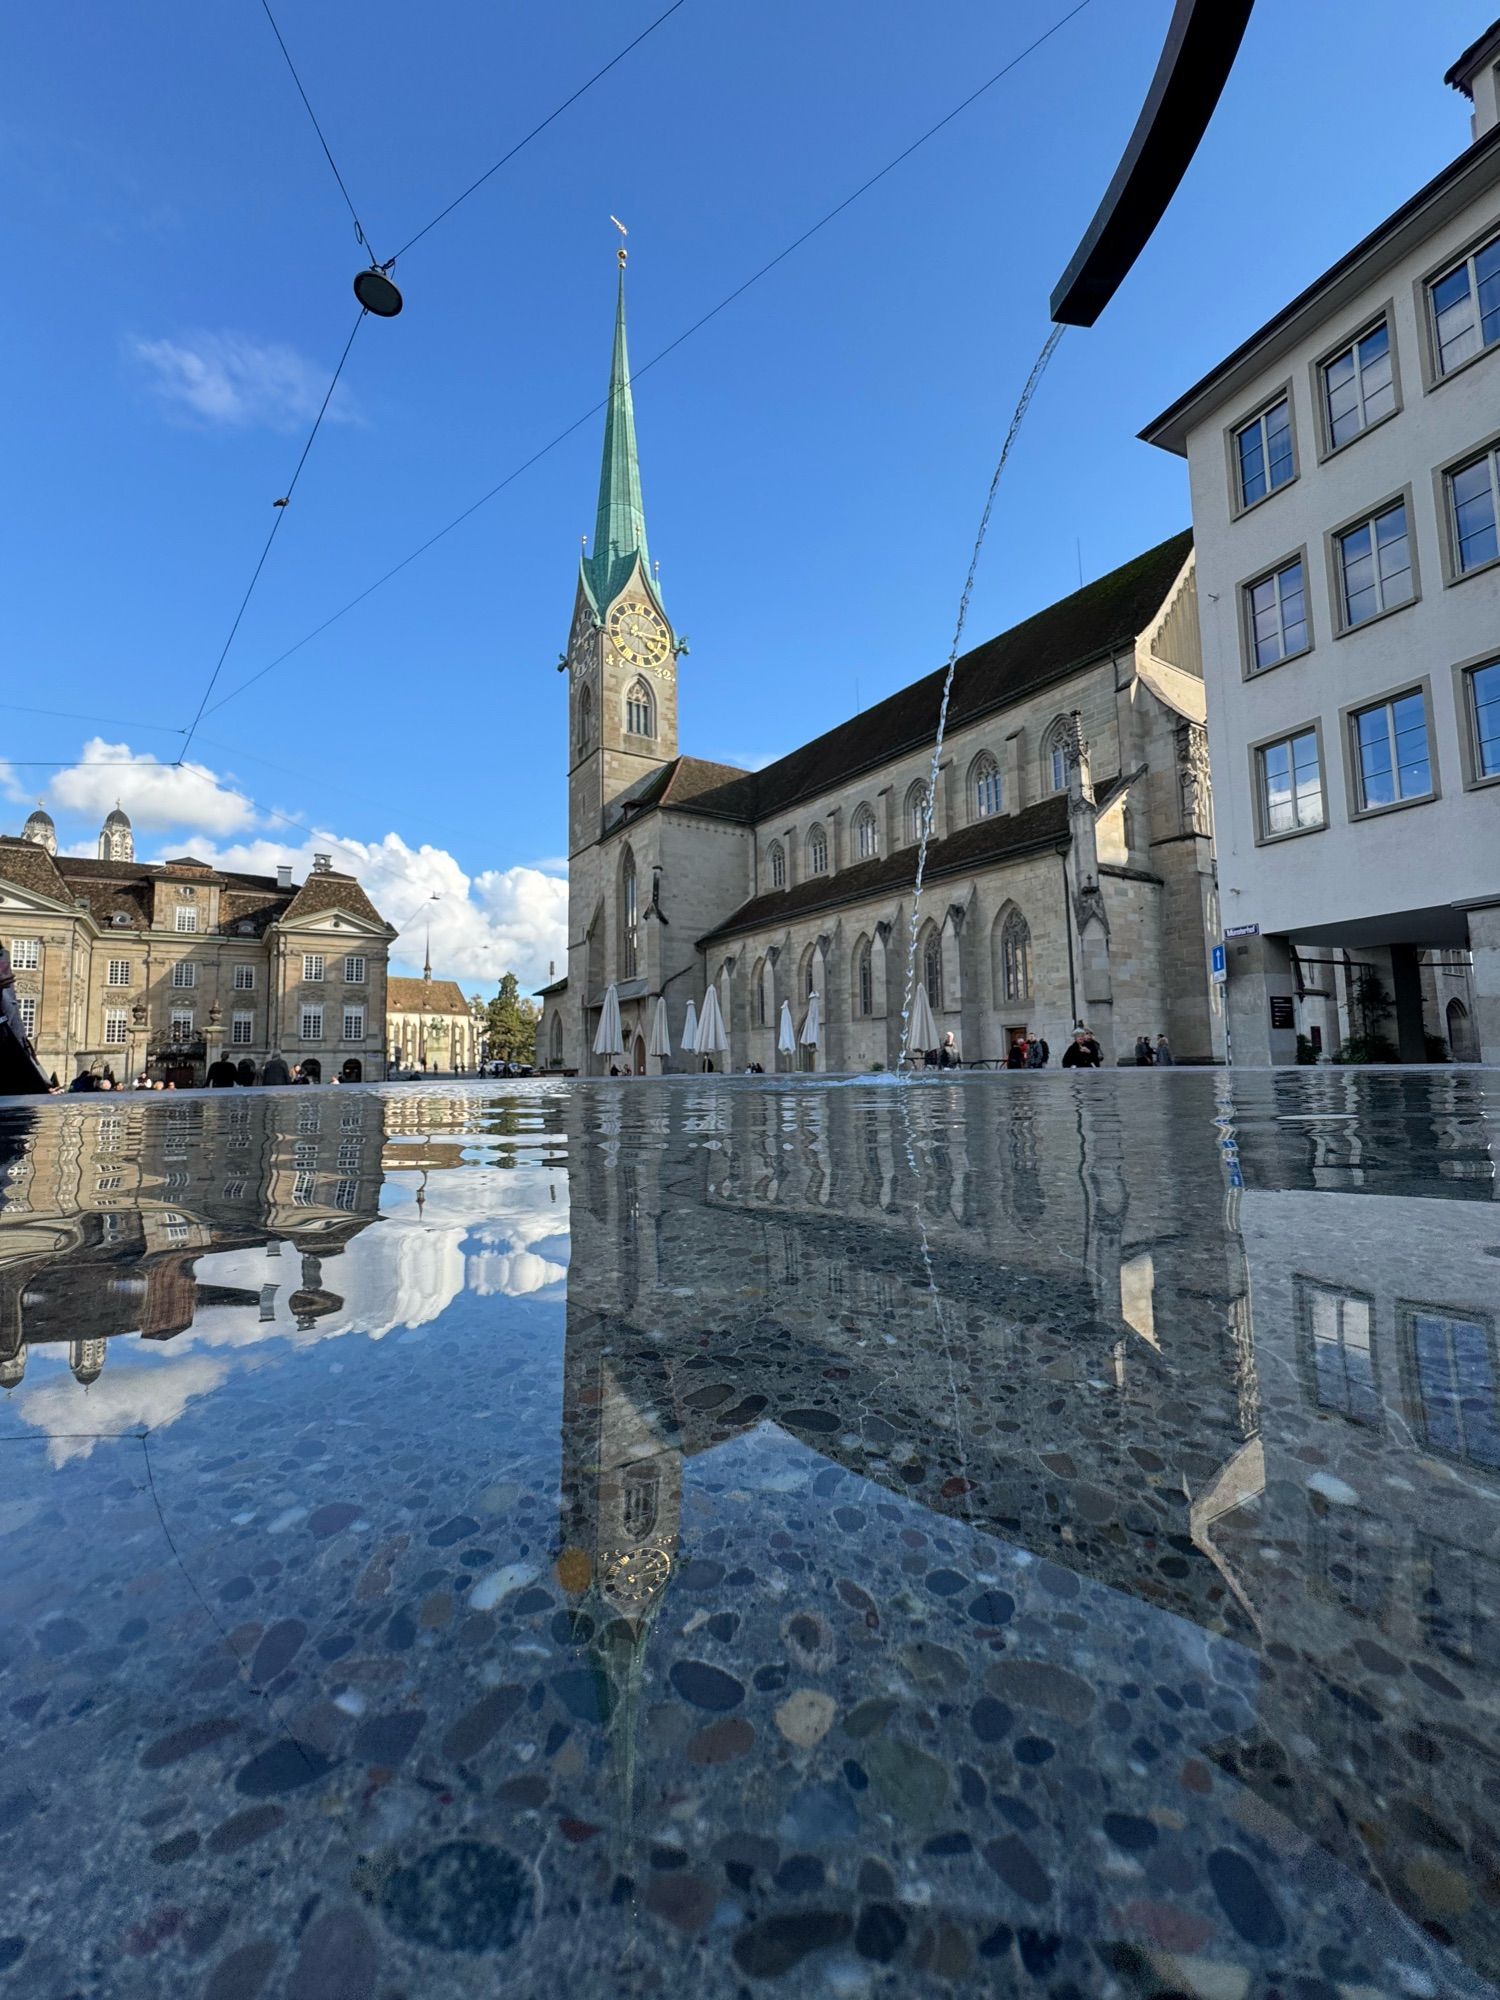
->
[[0, 808, 395, 1085], [540, 266, 1224, 1073]]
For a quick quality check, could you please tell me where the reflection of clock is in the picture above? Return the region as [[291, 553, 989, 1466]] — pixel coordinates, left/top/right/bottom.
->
[[600, 1545, 672, 1606], [609, 599, 670, 668]]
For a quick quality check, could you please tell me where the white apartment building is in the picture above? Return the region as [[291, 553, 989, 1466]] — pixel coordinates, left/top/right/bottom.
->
[[1142, 21, 1500, 1066]]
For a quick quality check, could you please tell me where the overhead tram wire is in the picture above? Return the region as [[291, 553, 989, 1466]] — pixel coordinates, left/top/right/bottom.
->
[[201, 0, 1093, 722], [259, 0, 378, 260]]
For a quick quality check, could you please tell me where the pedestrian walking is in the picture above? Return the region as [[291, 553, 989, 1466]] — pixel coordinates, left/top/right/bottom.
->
[[1134, 1035, 1155, 1066], [1005, 1037, 1028, 1070], [206, 1053, 238, 1087], [1026, 1037, 1050, 1067], [262, 1052, 291, 1086], [1155, 1033, 1174, 1066], [236, 1057, 257, 1086]]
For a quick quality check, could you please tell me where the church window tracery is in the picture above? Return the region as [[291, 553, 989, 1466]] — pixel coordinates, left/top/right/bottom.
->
[[577, 682, 594, 752], [854, 807, 879, 860], [855, 937, 874, 1016], [621, 848, 639, 977], [624, 677, 655, 738], [905, 781, 930, 846], [769, 841, 786, 890], [999, 907, 1032, 1003], [1043, 717, 1070, 794], [921, 927, 943, 1010], [807, 824, 828, 875], [971, 752, 1003, 819]]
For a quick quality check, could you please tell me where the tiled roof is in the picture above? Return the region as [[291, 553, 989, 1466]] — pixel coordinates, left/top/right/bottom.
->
[[608, 533, 1191, 838], [0, 838, 70, 903], [699, 794, 1070, 945], [387, 977, 470, 1015], [221, 888, 285, 936], [280, 872, 387, 928], [535, 977, 568, 999]]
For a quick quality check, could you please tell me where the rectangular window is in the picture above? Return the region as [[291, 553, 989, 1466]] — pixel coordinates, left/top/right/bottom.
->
[[1245, 556, 1308, 670], [292, 1171, 316, 1206], [171, 960, 197, 988], [10, 938, 39, 970], [18, 996, 37, 1036], [1321, 319, 1395, 447], [1428, 229, 1500, 376], [1234, 395, 1294, 507], [174, 906, 198, 933], [107, 958, 131, 987], [1466, 659, 1500, 780], [1407, 1308, 1500, 1469], [303, 953, 325, 982], [233, 964, 256, 991], [334, 1179, 359, 1212], [1352, 691, 1432, 810], [1298, 1279, 1379, 1424], [342, 1008, 365, 1041], [222, 1180, 247, 1201], [293, 1141, 318, 1167], [343, 955, 366, 984], [1446, 447, 1500, 575], [1337, 500, 1413, 625], [104, 1009, 129, 1046], [301, 1007, 323, 1041], [170, 1008, 194, 1038], [1257, 730, 1324, 835], [231, 1011, 254, 1046]]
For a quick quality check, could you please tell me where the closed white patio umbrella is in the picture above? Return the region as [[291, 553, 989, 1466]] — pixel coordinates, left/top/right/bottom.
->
[[647, 996, 672, 1060], [593, 983, 624, 1065], [693, 984, 729, 1065], [682, 996, 699, 1052], [907, 983, 938, 1059], [800, 990, 821, 1048], [777, 999, 796, 1058]]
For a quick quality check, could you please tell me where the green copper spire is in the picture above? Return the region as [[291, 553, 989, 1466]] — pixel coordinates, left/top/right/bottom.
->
[[582, 264, 652, 613]]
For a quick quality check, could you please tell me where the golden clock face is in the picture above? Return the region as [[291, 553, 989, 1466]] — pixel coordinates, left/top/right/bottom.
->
[[609, 599, 669, 668]]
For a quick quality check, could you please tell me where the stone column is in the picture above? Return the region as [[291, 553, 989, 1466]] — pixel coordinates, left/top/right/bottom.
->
[[1387, 944, 1427, 1064], [1463, 901, 1500, 1065], [1224, 933, 1298, 1066]]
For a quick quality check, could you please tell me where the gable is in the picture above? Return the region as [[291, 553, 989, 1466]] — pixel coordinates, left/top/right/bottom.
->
[[273, 905, 391, 941]]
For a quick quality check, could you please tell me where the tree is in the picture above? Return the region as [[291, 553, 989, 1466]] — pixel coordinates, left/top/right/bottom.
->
[[485, 972, 538, 1065]]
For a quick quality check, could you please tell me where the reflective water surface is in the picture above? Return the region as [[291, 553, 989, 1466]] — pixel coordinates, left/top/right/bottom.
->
[[0, 1072, 1497, 1998]]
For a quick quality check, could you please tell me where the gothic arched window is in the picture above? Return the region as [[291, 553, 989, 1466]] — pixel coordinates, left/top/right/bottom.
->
[[621, 848, 639, 977], [971, 752, 1002, 820], [549, 1012, 563, 1065], [800, 945, 819, 999], [1000, 908, 1032, 1004], [807, 824, 828, 876], [577, 682, 594, 752], [1043, 717, 1070, 794], [854, 806, 879, 860], [922, 930, 943, 1010], [752, 957, 767, 1026], [905, 780, 930, 846], [854, 937, 874, 1017], [624, 678, 655, 738], [769, 840, 786, 890]]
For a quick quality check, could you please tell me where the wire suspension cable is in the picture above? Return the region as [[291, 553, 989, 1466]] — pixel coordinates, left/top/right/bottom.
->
[[204, 0, 1092, 719], [259, 0, 377, 255], [177, 310, 365, 765], [387, 0, 693, 265]]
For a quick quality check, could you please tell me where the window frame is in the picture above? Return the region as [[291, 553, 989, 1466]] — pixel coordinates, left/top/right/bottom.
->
[[231, 1011, 254, 1046], [806, 824, 828, 876], [854, 807, 879, 861], [768, 840, 786, 891], [106, 958, 132, 988], [1295, 1275, 1382, 1427], [302, 953, 325, 983], [10, 937, 40, 970], [970, 752, 1003, 821], [103, 1008, 129, 1046], [623, 677, 655, 739], [1340, 678, 1440, 821], [1311, 306, 1401, 460], [300, 1006, 324, 1041], [173, 905, 199, 934], [169, 1006, 194, 1039], [1399, 1299, 1500, 1471], [1419, 223, 1500, 387], [1435, 432, 1500, 586], [17, 995, 36, 1036], [999, 909, 1032, 1004], [170, 960, 197, 989], [904, 780, 930, 848], [1453, 650, 1500, 792], [1225, 383, 1298, 517], [1238, 546, 1313, 677], [342, 1006, 365, 1042], [855, 939, 874, 1018], [1250, 718, 1329, 845], [342, 954, 366, 985], [1326, 487, 1420, 636]]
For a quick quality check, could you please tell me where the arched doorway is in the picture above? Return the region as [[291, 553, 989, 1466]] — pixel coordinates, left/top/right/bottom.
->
[[632, 1034, 646, 1076], [1447, 998, 1478, 1062], [340, 1058, 363, 1083], [300, 1057, 322, 1083]]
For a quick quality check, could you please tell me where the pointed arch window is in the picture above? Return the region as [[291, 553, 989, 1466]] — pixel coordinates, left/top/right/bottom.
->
[[854, 806, 879, 860], [624, 677, 655, 739], [1001, 909, 1032, 1003], [905, 780, 930, 846], [577, 682, 595, 752], [855, 938, 874, 1017], [752, 957, 768, 1026], [621, 848, 639, 978], [923, 932, 943, 1010], [807, 824, 828, 876], [1043, 717, 1070, 794], [971, 752, 1002, 820], [769, 840, 786, 890]]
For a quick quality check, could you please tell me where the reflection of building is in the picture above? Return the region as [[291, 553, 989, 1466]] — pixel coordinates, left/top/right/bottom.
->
[[541, 261, 1225, 1076], [386, 969, 480, 1073], [0, 814, 395, 1085], [1142, 29, 1500, 1065], [0, 1092, 386, 1387]]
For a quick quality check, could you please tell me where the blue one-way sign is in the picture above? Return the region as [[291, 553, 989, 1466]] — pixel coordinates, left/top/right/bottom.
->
[[1211, 944, 1227, 982]]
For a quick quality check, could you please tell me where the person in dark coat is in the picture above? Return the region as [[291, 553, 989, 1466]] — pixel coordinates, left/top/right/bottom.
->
[[236, 1057, 257, 1086], [1026, 1037, 1049, 1067], [1061, 1029, 1103, 1069], [206, 1054, 238, 1087], [1005, 1038, 1028, 1070], [261, 1053, 291, 1087], [938, 1033, 961, 1069], [1133, 1036, 1155, 1066]]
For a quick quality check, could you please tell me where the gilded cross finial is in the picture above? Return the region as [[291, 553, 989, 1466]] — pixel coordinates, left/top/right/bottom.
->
[[609, 214, 628, 269]]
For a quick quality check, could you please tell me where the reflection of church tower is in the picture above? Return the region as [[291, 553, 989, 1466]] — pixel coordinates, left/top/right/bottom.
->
[[98, 804, 133, 863], [0, 1342, 26, 1391], [68, 1337, 107, 1386], [21, 804, 57, 857]]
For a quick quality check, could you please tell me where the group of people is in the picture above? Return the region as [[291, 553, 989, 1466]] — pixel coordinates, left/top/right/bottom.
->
[[1133, 1034, 1175, 1066], [63, 1053, 322, 1093]]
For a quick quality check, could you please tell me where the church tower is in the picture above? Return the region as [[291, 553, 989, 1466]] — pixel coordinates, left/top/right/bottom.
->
[[565, 244, 681, 862], [98, 804, 133, 863]]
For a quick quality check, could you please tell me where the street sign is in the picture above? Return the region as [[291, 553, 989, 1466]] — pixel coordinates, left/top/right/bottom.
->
[[1211, 944, 1226, 982], [1269, 996, 1295, 1029], [1224, 923, 1260, 938]]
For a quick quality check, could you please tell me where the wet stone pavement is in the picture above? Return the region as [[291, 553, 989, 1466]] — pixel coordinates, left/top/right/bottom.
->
[[0, 1069, 1496, 1998]]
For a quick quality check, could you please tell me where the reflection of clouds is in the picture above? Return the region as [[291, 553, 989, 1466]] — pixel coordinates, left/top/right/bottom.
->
[[467, 1249, 566, 1297], [17, 1356, 230, 1466]]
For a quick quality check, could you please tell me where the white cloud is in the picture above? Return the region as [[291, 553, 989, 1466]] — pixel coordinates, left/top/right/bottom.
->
[[0, 761, 26, 805], [16, 1354, 230, 1466], [50, 739, 256, 836], [129, 329, 361, 431]]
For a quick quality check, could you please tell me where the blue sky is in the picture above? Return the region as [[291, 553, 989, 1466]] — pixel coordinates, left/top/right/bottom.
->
[[5, 0, 1489, 984]]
